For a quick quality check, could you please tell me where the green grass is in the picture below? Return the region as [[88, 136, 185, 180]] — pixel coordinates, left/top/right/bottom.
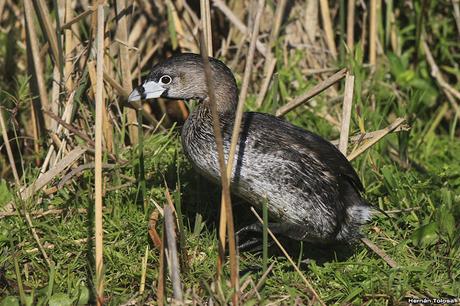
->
[[1, 49, 459, 304], [1, 2, 460, 303]]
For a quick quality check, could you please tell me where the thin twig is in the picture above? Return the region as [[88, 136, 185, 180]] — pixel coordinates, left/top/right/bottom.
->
[[199, 33, 239, 303], [220, 0, 265, 264], [94, 5, 105, 305], [201, 0, 213, 56], [256, 57, 277, 108], [212, 0, 267, 55], [157, 223, 165, 305], [422, 39, 460, 117], [24, 0, 50, 130], [20, 147, 86, 200], [116, 0, 138, 144], [0, 107, 20, 185], [453, 0, 460, 38], [276, 68, 347, 117], [61, 6, 96, 30], [360, 238, 398, 268], [242, 262, 275, 301], [330, 124, 410, 146], [24, 212, 52, 267], [250, 208, 325, 306], [347, 117, 406, 161], [369, 0, 378, 65], [34, 0, 62, 68]]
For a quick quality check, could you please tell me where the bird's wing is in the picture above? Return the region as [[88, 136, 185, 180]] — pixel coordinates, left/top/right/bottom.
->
[[235, 112, 364, 193]]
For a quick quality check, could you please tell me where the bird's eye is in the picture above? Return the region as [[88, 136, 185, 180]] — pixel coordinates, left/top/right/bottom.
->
[[159, 75, 172, 85]]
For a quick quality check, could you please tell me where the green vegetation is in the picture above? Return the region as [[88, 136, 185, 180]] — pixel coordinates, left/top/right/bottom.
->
[[0, 0, 459, 304]]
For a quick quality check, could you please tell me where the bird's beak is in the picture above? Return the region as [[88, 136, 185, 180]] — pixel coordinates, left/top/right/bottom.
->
[[128, 81, 166, 102]]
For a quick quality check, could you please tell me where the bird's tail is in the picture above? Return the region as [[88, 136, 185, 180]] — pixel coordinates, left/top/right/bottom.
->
[[337, 204, 373, 242]]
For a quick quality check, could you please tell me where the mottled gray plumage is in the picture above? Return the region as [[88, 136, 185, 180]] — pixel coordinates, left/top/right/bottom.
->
[[130, 53, 371, 244]]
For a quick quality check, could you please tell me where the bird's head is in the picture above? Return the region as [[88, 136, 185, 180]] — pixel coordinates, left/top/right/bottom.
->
[[128, 53, 238, 113]]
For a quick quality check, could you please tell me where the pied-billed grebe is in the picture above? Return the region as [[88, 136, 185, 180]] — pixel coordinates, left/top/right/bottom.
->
[[128, 53, 371, 244]]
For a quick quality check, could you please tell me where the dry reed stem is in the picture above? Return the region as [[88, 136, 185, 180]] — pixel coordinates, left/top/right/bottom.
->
[[219, 0, 265, 264], [139, 246, 149, 294], [256, 57, 277, 107], [64, 1, 74, 91], [164, 204, 183, 302], [157, 224, 166, 305], [199, 34, 239, 304], [212, 0, 267, 55], [453, 0, 460, 37], [276, 68, 347, 117], [319, 0, 337, 59], [264, 0, 287, 71], [34, 0, 62, 69], [242, 261, 275, 301], [0, 107, 20, 185], [250, 207, 325, 306], [338, 73, 355, 154], [24, 211, 52, 267], [369, 0, 378, 65], [169, 0, 198, 53], [61, 7, 96, 29], [360, 238, 398, 268], [94, 5, 105, 305], [24, 0, 50, 130], [347, 117, 406, 161], [422, 39, 460, 117], [304, 0, 319, 44], [0, 208, 89, 219], [330, 124, 409, 146], [347, 0, 355, 50], [201, 0, 213, 56], [116, 0, 138, 145], [20, 147, 86, 200]]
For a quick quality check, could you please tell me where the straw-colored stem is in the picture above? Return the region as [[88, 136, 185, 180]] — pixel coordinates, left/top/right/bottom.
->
[[319, 0, 337, 59], [369, 0, 378, 65], [256, 57, 277, 108], [201, 0, 213, 56], [264, 0, 286, 71], [116, 0, 137, 145], [164, 204, 183, 302], [199, 34, 239, 304], [24, 212, 52, 267], [346, 0, 355, 50], [34, 0, 62, 68], [212, 0, 267, 55], [347, 117, 405, 161], [94, 5, 105, 305], [422, 39, 460, 117], [218, 0, 265, 278], [276, 68, 347, 117], [227, 0, 266, 179], [24, 0, 49, 130], [0, 107, 20, 185], [63, 1, 74, 91], [157, 224, 165, 305], [338, 73, 355, 154]]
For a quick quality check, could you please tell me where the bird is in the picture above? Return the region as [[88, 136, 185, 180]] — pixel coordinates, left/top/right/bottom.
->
[[128, 53, 372, 245]]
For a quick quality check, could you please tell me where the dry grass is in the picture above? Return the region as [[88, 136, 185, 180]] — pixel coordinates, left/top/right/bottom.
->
[[0, 0, 459, 304]]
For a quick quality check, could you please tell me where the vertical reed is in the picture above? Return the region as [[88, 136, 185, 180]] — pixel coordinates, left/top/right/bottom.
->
[[94, 4, 105, 305]]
